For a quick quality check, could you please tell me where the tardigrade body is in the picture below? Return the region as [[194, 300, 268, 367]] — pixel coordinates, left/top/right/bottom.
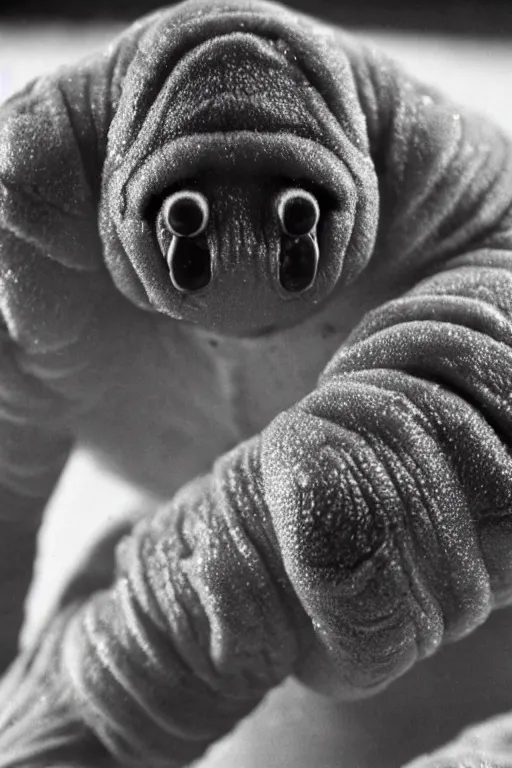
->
[[1, 0, 512, 766]]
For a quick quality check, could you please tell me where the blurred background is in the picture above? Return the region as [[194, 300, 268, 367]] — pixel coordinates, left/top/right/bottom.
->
[[1, 2, 512, 768], [2, 0, 512, 33], [1, 0, 511, 135]]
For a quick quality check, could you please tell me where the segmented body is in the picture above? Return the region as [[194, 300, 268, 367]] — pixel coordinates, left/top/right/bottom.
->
[[0, 0, 512, 766]]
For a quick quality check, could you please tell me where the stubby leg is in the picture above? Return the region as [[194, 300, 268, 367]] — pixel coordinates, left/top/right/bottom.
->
[[261, 251, 512, 696], [5, 251, 512, 765]]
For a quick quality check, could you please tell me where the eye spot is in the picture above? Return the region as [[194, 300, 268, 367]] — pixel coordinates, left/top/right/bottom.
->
[[163, 190, 209, 238], [277, 188, 320, 237]]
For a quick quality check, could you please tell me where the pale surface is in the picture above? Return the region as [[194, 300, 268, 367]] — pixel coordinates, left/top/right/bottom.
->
[[1, 16, 512, 768]]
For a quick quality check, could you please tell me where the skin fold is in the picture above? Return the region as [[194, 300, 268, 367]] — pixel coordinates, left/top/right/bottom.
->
[[0, 0, 512, 764]]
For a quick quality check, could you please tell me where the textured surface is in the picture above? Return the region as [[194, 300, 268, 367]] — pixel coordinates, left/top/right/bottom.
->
[[2, 25, 512, 136], [1, 1, 512, 766]]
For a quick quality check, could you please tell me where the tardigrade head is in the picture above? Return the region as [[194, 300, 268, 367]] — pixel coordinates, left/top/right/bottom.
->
[[100, 0, 379, 336]]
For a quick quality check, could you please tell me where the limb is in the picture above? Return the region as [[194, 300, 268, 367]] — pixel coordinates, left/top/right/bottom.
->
[[3, 248, 512, 766]]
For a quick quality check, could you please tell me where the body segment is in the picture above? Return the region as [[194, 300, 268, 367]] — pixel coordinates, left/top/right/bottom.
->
[[0, 1, 512, 765]]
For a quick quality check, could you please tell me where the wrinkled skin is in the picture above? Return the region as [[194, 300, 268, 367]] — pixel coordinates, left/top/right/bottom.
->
[[1, 0, 512, 765]]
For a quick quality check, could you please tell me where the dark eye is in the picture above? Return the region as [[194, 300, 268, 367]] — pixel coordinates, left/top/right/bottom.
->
[[167, 237, 212, 292], [276, 189, 320, 237], [163, 190, 209, 238], [279, 234, 319, 293]]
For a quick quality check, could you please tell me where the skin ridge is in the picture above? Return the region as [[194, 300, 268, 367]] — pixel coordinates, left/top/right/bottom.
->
[[344, 36, 512, 281], [0, 0, 512, 765]]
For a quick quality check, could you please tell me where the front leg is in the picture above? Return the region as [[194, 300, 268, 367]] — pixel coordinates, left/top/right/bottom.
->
[[5, 251, 512, 767], [262, 248, 512, 696]]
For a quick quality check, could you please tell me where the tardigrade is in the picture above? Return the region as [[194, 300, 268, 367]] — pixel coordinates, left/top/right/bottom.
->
[[1, 1, 512, 766]]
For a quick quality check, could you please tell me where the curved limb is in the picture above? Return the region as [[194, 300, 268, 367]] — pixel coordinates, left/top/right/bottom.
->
[[3, 248, 512, 766], [0, 442, 309, 767], [263, 248, 512, 695]]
